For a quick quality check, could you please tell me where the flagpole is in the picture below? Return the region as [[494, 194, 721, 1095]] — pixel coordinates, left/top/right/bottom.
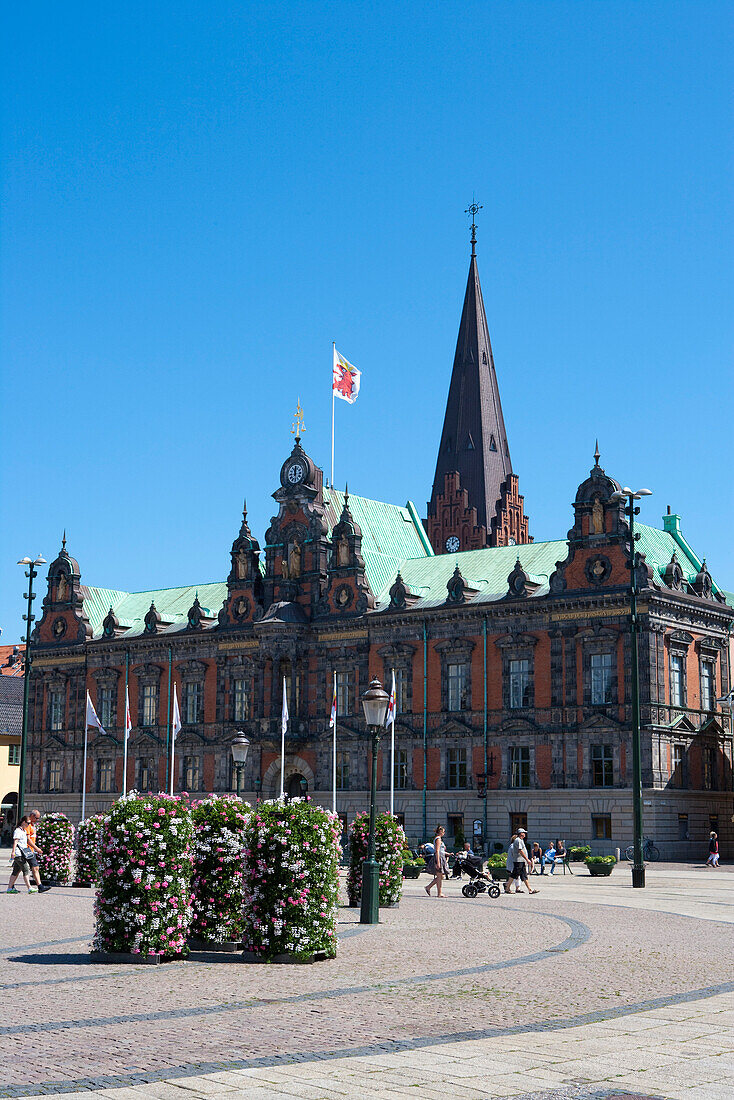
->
[[170, 683, 179, 797], [280, 675, 286, 799], [331, 343, 336, 489], [81, 722, 88, 822], [165, 647, 172, 793], [122, 651, 129, 796], [390, 668, 395, 817], [332, 670, 337, 815]]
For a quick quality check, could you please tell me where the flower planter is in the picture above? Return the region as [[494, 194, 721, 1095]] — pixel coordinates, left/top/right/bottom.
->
[[402, 865, 421, 879], [75, 813, 107, 888], [347, 812, 406, 907], [585, 856, 616, 877], [242, 799, 340, 963], [93, 792, 194, 959], [191, 795, 250, 945], [36, 813, 74, 885]]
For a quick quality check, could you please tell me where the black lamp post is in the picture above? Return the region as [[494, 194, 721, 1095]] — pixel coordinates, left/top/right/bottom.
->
[[230, 733, 250, 799], [360, 677, 390, 924], [610, 485, 652, 889], [254, 776, 262, 804], [17, 555, 46, 819], [299, 777, 308, 801]]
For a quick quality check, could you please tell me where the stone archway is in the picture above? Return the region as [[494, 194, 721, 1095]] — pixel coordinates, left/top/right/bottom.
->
[[262, 755, 314, 799]]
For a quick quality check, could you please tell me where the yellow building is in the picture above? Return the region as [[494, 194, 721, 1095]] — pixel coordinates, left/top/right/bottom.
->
[[0, 650, 24, 843]]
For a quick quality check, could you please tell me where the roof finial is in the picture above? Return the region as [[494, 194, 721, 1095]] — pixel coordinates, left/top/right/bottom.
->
[[344, 482, 349, 505], [593, 439, 600, 467], [291, 398, 305, 441], [465, 197, 482, 257], [61, 529, 67, 550], [242, 498, 247, 521]]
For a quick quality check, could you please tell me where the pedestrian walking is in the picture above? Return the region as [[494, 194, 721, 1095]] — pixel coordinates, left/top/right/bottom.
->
[[505, 828, 538, 894], [25, 810, 51, 891], [424, 825, 448, 897], [706, 832, 720, 867], [7, 816, 36, 894]]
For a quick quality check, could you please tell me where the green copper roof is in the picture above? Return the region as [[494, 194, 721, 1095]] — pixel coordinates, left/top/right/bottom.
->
[[323, 488, 433, 597], [84, 582, 228, 639]]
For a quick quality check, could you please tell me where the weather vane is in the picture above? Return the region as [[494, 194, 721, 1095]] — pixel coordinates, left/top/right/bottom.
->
[[465, 197, 482, 254], [291, 399, 305, 439]]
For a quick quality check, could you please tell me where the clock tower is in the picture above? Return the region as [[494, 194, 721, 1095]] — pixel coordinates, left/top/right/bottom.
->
[[424, 215, 531, 554]]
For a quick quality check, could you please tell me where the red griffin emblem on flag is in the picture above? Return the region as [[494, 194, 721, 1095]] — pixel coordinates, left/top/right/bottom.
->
[[332, 348, 361, 404]]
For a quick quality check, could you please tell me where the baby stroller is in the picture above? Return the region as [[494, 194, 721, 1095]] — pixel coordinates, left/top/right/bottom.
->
[[458, 853, 501, 899]]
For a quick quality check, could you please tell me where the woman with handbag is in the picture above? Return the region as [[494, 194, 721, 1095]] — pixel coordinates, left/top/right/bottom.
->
[[6, 815, 35, 894], [424, 825, 448, 897]]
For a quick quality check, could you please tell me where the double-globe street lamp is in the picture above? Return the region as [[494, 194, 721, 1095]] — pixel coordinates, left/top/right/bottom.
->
[[360, 677, 390, 924], [17, 555, 46, 819], [610, 486, 652, 889]]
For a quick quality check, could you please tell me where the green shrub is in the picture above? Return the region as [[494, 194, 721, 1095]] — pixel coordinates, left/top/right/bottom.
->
[[568, 845, 591, 862], [585, 855, 616, 877]]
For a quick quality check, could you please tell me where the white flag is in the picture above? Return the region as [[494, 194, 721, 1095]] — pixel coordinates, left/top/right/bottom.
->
[[85, 691, 106, 735], [386, 670, 397, 727], [172, 684, 181, 743], [125, 686, 132, 739], [281, 677, 289, 737]]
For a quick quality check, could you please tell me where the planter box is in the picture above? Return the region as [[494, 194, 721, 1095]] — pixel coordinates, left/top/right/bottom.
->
[[188, 937, 242, 953], [489, 867, 509, 881], [90, 951, 164, 965], [241, 950, 331, 965], [402, 866, 421, 879], [72, 881, 93, 889], [587, 865, 614, 877]]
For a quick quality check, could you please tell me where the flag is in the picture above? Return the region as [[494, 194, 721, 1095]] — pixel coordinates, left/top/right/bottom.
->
[[281, 677, 289, 736], [333, 347, 361, 404], [124, 686, 132, 741], [172, 684, 181, 743], [85, 690, 106, 734], [329, 675, 337, 729], [386, 670, 397, 727]]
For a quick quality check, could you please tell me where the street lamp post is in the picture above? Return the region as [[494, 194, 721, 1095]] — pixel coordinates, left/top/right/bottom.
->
[[360, 677, 390, 924], [254, 777, 262, 804], [17, 555, 46, 819], [230, 733, 250, 799], [610, 486, 652, 889]]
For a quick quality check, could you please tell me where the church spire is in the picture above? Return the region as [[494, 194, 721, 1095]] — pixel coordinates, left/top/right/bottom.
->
[[425, 218, 530, 553]]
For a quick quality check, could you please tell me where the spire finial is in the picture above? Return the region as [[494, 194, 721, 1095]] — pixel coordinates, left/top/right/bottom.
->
[[344, 482, 349, 505], [291, 398, 305, 440], [593, 440, 600, 467], [243, 498, 247, 521], [61, 529, 67, 550], [465, 198, 482, 257]]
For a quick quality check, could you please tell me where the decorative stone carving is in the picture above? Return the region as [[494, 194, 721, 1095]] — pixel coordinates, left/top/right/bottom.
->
[[144, 602, 161, 635], [585, 554, 612, 587], [663, 552, 684, 592], [692, 560, 713, 600], [187, 595, 203, 630], [389, 573, 409, 611], [506, 557, 531, 599], [102, 607, 119, 637], [446, 565, 466, 604]]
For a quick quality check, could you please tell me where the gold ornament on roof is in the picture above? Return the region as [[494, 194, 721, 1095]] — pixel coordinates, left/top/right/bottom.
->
[[291, 399, 305, 439]]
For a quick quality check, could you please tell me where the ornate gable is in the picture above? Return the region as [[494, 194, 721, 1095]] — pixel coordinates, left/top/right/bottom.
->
[[35, 535, 92, 645]]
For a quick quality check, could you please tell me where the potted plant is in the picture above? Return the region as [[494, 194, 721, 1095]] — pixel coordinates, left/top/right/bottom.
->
[[75, 813, 107, 887], [190, 795, 250, 948], [347, 811, 407, 907], [402, 852, 424, 879], [585, 854, 616, 877], [37, 813, 74, 885], [568, 845, 592, 862], [486, 852, 509, 881]]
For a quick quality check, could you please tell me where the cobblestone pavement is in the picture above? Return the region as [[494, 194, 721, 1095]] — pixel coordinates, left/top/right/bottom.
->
[[1, 860, 732, 1099]]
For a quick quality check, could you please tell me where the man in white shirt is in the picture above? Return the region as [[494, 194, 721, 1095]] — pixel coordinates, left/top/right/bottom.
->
[[505, 829, 539, 895], [7, 816, 35, 894]]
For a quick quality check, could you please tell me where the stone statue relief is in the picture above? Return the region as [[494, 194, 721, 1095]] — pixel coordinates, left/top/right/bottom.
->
[[57, 574, 68, 601], [235, 548, 248, 580], [592, 496, 604, 535], [337, 534, 350, 567], [288, 542, 302, 578]]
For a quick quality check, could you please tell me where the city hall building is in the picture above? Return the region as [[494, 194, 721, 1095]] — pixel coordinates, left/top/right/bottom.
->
[[26, 236, 734, 857]]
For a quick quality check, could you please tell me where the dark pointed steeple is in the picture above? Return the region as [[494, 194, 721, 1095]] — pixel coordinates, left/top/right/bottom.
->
[[425, 219, 530, 553]]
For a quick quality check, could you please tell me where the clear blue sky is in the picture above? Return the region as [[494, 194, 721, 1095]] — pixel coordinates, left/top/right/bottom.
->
[[1, 3, 732, 641]]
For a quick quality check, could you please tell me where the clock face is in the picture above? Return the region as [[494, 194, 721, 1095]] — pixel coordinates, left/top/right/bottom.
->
[[445, 535, 460, 553], [287, 462, 305, 485]]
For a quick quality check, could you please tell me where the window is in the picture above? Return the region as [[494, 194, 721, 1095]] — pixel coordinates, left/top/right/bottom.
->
[[141, 684, 157, 726], [509, 659, 531, 709], [137, 757, 155, 791], [670, 653, 685, 707], [47, 759, 62, 791], [183, 755, 201, 792], [336, 751, 350, 790], [8, 744, 20, 765], [590, 653, 614, 705], [671, 743, 685, 788], [395, 667, 409, 714], [336, 671, 352, 717], [447, 812, 464, 842], [591, 744, 614, 787], [97, 759, 115, 793], [232, 678, 249, 722], [447, 662, 468, 711], [703, 746, 716, 791], [49, 689, 64, 731], [447, 747, 467, 789], [709, 814, 719, 834], [184, 682, 202, 725], [510, 811, 527, 835], [281, 664, 301, 715], [592, 814, 612, 840], [394, 748, 409, 790], [510, 746, 530, 788], [700, 661, 714, 712], [98, 687, 114, 728], [677, 814, 689, 841]]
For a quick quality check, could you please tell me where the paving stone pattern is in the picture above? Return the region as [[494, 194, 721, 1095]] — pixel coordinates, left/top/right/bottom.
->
[[0, 864, 732, 1098]]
